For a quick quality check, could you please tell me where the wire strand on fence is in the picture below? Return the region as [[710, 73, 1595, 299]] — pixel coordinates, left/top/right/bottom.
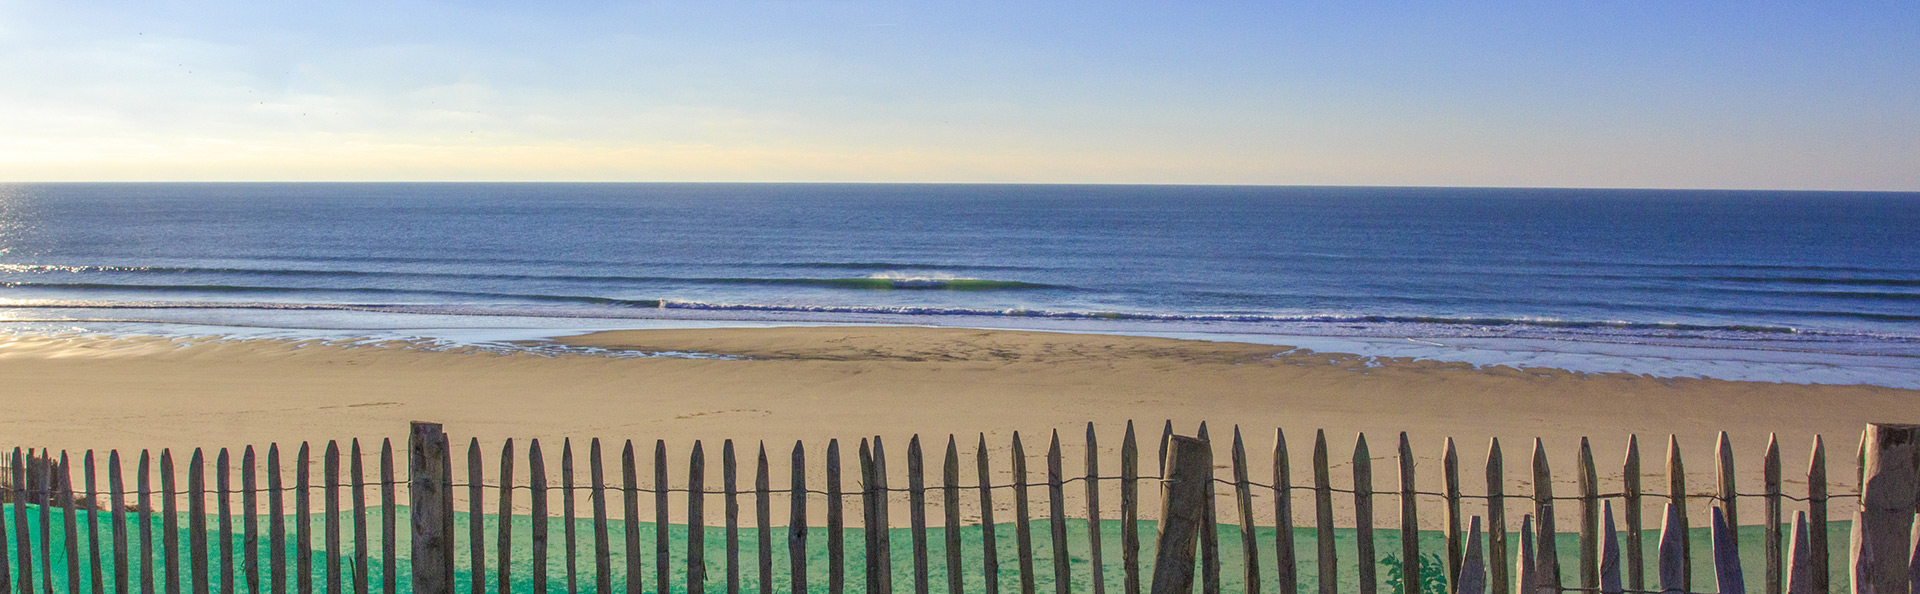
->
[[7, 477, 1859, 502]]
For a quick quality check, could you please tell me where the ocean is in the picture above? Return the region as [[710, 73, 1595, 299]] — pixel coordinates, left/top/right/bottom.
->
[[2, 183, 1916, 386]]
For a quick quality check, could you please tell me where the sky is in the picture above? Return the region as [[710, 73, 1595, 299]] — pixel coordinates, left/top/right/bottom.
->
[[1, 2, 1917, 189]]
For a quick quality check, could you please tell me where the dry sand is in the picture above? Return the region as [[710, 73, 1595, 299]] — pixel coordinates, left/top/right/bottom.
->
[[0, 325, 1911, 522]]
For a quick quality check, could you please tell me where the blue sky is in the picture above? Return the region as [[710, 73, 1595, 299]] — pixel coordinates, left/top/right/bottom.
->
[[2, 2, 1916, 189]]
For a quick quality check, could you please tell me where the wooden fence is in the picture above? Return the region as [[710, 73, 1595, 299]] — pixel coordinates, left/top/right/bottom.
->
[[3, 421, 1915, 594]]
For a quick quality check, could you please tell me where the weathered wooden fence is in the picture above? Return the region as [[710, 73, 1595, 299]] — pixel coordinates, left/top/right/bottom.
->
[[3, 421, 1914, 594]]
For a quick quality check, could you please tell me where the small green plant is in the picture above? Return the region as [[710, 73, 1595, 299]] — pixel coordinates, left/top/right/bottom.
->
[[1382, 552, 1450, 594]]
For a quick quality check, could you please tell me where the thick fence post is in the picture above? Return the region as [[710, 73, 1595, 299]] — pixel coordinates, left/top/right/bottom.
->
[[1851, 423, 1920, 594], [410, 422, 455, 594], [1151, 434, 1213, 594]]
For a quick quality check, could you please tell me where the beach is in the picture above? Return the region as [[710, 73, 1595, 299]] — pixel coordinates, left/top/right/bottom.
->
[[1, 326, 1909, 509], [9, 6, 1919, 589]]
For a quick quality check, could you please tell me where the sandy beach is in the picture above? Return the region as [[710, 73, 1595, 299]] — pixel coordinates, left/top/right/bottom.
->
[[1, 325, 1911, 505]]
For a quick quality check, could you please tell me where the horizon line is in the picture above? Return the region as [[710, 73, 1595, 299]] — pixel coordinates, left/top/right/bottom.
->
[[5, 180, 1919, 194]]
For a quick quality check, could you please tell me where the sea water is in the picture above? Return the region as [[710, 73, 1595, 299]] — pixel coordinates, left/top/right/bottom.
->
[[1, 183, 1915, 386]]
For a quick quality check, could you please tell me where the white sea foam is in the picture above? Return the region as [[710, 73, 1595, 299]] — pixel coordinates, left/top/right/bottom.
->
[[1147, 332, 1920, 389]]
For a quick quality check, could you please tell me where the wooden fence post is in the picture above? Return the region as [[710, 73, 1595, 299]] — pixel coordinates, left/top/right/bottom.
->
[[381, 440, 398, 594], [1487, 439, 1508, 594], [792, 441, 811, 594], [1274, 428, 1297, 594], [1460, 516, 1486, 594], [1399, 433, 1419, 594], [1517, 515, 1537, 594], [1089, 424, 1109, 594], [1151, 435, 1213, 594], [1012, 433, 1036, 594], [1124, 424, 1142, 594], [1048, 432, 1072, 594], [1579, 439, 1599, 593], [1600, 502, 1622, 594], [466, 439, 485, 594], [1198, 423, 1220, 594], [1356, 434, 1378, 594], [162, 450, 177, 594], [1811, 437, 1830, 594], [1235, 428, 1261, 594], [873, 437, 895, 594], [1713, 507, 1745, 594], [294, 444, 309, 594], [1765, 435, 1784, 594], [690, 441, 708, 594], [265, 446, 282, 594], [1667, 436, 1690, 592], [532, 440, 550, 594], [943, 438, 962, 594], [111, 450, 130, 594], [1624, 436, 1643, 594], [1445, 438, 1463, 594], [1123, 424, 1141, 594], [976, 434, 1000, 594], [0, 450, 11, 594], [757, 444, 774, 594], [915, 435, 935, 594], [353, 441, 371, 594], [503, 439, 520, 594], [1532, 440, 1560, 594], [1659, 503, 1685, 594], [1315, 431, 1337, 594], [565, 439, 581, 594], [861, 439, 889, 594], [828, 439, 846, 594], [1789, 512, 1814, 594], [88, 451, 106, 594], [1851, 423, 1920, 594], [409, 421, 454, 594]]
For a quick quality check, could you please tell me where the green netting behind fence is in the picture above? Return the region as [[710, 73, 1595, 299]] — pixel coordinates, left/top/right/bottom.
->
[[1, 504, 1854, 594]]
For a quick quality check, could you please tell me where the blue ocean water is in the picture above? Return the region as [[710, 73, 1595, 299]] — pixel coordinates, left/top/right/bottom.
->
[[1, 183, 1916, 385]]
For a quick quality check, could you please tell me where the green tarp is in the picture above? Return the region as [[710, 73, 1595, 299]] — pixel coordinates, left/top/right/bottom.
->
[[0, 504, 1853, 594]]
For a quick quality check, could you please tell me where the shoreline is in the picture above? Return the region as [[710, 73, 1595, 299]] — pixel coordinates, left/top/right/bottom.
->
[[0, 325, 1912, 454], [3, 316, 1916, 389]]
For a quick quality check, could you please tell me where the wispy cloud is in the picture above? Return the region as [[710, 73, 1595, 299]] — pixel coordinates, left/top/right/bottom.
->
[[2, 2, 1916, 189]]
